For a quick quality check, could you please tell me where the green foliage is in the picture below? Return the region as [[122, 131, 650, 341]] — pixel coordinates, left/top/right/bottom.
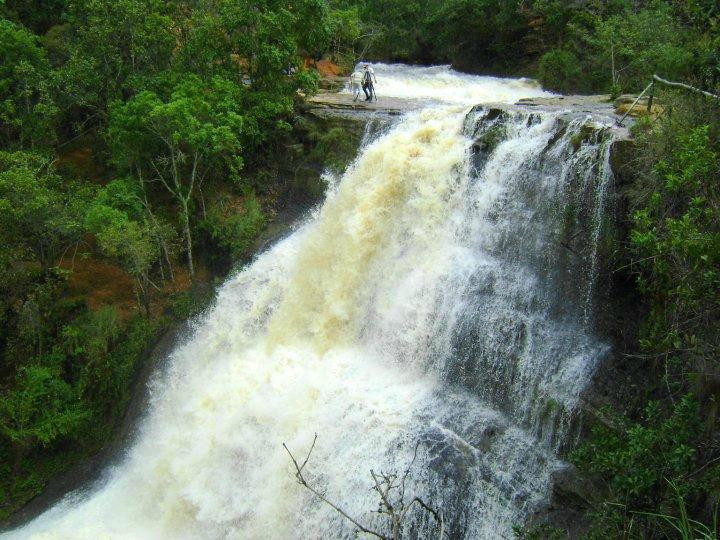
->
[[86, 206, 155, 275], [107, 74, 256, 276], [307, 125, 359, 174], [630, 124, 720, 368], [571, 396, 714, 538], [574, 96, 720, 538], [64, 311, 160, 420], [0, 18, 57, 148], [538, 49, 583, 94], [513, 523, 566, 540], [572, 396, 702, 503], [108, 75, 249, 179], [639, 481, 719, 540], [589, 5, 696, 91], [0, 310, 164, 517], [0, 0, 330, 521], [199, 194, 266, 266], [326, 4, 364, 70], [358, 0, 432, 63], [0, 361, 88, 475], [54, 0, 174, 124], [428, 0, 528, 71], [344, 0, 718, 93], [543, 0, 718, 93], [2, 0, 66, 34], [0, 151, 89, 274], [177, 0, 329, 90], [354, 0, 531, 71], [167, 286, 215, 321]]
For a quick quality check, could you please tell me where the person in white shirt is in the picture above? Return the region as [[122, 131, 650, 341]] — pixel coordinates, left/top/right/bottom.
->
[[350, 70, 363, 101], [362, 64, 377, 102]]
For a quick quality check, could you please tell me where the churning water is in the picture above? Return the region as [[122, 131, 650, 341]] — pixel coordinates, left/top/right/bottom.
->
[[345, 63, 555, 104], [8, 66, 615, 539]]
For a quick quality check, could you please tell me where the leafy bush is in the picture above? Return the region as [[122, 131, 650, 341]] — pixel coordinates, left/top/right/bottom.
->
[[538, 49, 583, 93], [630, 123, 720, 382], [571, 395, 715, 537], [167, 286, 216, 321], [572, 396, 702, 502], [307, 126, 359, 174], [0, 19, 58, 148], [199, 194, 266, 268], [0, 360, 89, 477]]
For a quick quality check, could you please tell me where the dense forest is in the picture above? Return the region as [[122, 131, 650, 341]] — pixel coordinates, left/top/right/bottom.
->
[[0, 0, 719, 537]]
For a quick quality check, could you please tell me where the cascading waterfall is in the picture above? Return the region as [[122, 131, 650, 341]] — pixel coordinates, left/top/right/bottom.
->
[[7, 66, 618, 539]]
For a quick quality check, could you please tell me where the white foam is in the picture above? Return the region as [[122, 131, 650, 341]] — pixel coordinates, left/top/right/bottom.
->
[[345, 63, 554, 104]]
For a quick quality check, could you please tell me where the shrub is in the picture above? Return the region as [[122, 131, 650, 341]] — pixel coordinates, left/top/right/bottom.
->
[[538, 49, 583, 94], [199, 194, 266, 267], [0, 361, 89, 477]]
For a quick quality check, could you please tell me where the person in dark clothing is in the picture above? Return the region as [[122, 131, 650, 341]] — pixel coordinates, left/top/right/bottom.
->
[[362, 64, 377, 102]]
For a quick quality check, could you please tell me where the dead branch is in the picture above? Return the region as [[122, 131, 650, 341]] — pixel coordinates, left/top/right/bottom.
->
[[617, 80, 655, 126], [283, 435, 386, 539], [653, 74, 720, 101], [405, 497, 444, 540], [283, 436, 446, 540]]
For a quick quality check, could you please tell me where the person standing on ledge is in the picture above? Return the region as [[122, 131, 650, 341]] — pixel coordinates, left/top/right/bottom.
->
[[362, 64, 377, 102]]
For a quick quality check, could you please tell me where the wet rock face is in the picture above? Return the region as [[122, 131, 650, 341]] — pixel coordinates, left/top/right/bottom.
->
[[468, 108, 510, 170], [609, 136, 637, 186]]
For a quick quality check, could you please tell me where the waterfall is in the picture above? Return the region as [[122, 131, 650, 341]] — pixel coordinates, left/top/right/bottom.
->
[[7, 67, 617, 539]]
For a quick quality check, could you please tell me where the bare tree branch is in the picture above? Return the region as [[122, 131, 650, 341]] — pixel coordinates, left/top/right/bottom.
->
[[283, 436, 446, 540], [283, 435, 387, 539], [653, 74, 720, 100]]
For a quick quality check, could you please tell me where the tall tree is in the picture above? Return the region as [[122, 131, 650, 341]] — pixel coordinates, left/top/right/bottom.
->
[[53, 0, 174, 131], [85, 179, 178, 312], [107, 75, 248, 278]]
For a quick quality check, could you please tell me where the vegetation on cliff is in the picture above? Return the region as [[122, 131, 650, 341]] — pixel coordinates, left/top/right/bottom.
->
[[566, 92, 720, 539], [0, 0, 338, 519]]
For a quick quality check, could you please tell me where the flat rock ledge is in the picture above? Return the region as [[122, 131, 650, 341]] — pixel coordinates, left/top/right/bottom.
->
[[306, 91, 427, 119], [308, 89, 627, 120]]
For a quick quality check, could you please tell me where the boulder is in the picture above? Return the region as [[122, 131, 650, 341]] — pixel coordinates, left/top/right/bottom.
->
[[614, 94, 663, 117]]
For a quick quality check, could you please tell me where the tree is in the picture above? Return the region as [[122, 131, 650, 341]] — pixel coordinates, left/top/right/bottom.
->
[[174, 0, 329, 153], [0, 362, 88, 476], [0, 18, 58, 149], [52, 0, 174, 131], [537, 49, 583, 93], [428, 0, 529, 71], [176, 0, 329, 86], [85, 178, 178, 312], [85, 204, 161, 314], [326, 4, 365, 69], [2, 0, 67, 34], [592, 6, 695, 91], [107, 75, 253, 278], [0, 151, 88, 275]]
